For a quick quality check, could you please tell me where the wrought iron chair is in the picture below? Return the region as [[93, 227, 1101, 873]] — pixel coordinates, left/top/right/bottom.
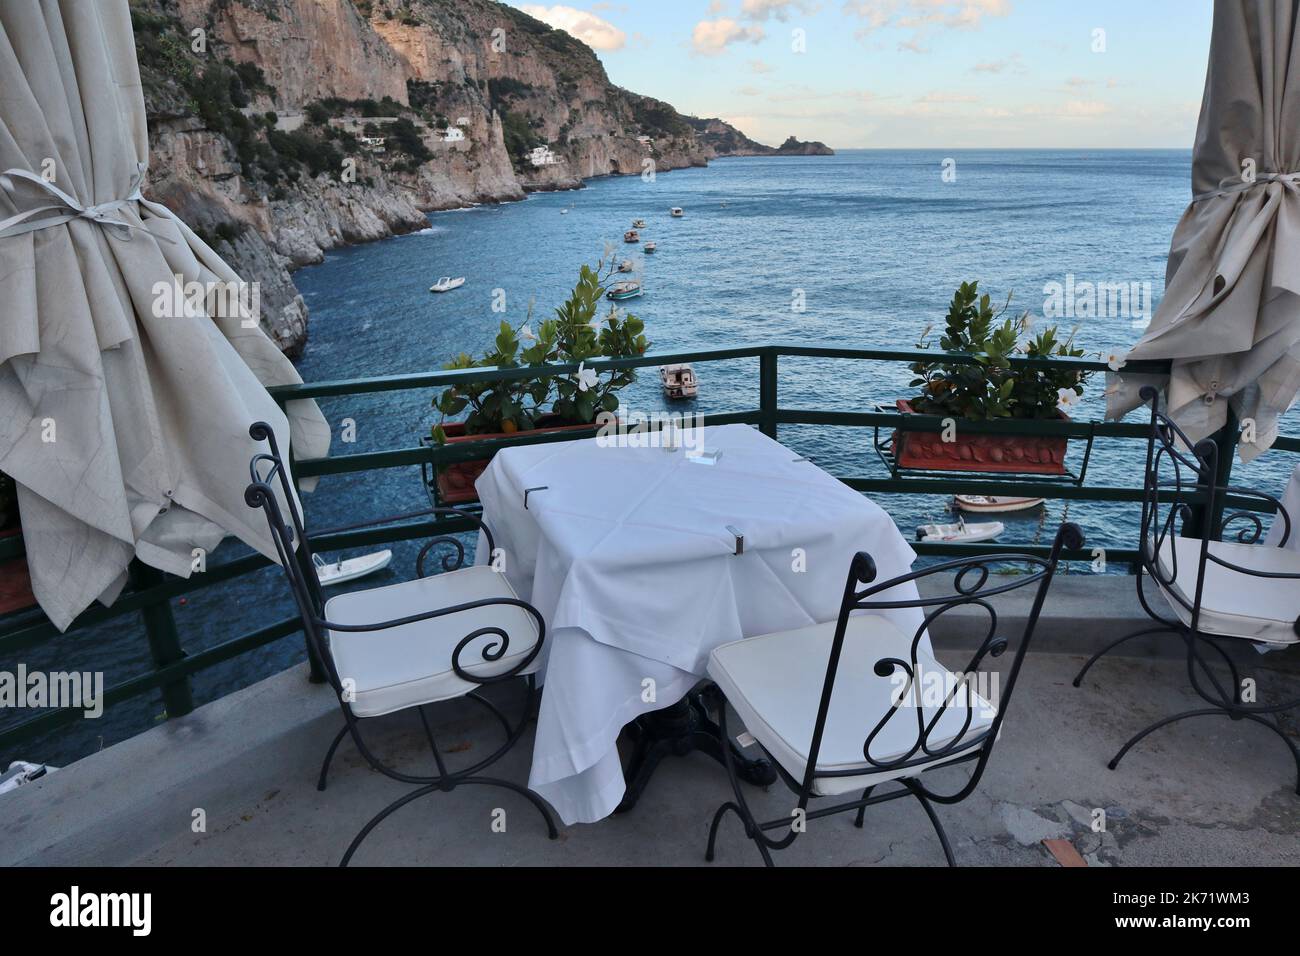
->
[[1072, 387, 1300, 791], [703, 521, 1083, 866], [243, 422, 557, 865]]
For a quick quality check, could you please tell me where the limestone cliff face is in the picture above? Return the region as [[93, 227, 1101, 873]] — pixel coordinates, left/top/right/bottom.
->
[[131, 0, 775, 354]]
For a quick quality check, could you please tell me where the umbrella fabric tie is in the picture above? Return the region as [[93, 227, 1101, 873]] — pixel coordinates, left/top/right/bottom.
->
[[1193, 170, 1300, 202], [0, 164, 170, 242]]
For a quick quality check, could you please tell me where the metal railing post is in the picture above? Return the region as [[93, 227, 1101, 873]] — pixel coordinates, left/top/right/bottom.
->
[[288, 433, 329, 685], [759, 349, 778, 439], [130, 561, 194, 719]]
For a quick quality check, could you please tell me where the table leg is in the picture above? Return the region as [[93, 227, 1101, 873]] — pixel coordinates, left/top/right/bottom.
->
[[615, 685, 777, 814]]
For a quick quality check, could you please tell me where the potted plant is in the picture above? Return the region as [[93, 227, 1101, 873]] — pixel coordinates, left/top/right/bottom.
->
[[429, 260, 648, 503], [894, 281, 1088, 475], [0, 471, 36, 616]]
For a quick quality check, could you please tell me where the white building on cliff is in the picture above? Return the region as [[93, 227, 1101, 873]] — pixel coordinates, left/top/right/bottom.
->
[[529, 145, 560, 167]]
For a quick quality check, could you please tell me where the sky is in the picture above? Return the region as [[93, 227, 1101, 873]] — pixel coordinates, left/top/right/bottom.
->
[[507, 0, 1214, 149]]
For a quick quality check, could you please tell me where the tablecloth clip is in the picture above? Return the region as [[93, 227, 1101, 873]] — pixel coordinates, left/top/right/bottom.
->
[[524, 486, 549, 510], [726, 525, 744, 555]]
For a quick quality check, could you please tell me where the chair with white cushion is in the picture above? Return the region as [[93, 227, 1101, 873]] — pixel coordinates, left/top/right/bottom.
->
[[244, 423, 556, 865], [1073, 387, 1300, 792], [704, 522, 1082, 866]]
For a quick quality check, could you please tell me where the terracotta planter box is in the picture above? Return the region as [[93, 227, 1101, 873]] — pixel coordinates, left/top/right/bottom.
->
[[892, 399, 1068, 475], [0, 528, 36, 616], [433, 419, 596, 505]]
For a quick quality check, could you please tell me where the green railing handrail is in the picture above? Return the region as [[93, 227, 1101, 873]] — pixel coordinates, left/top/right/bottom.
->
[[264, 343, 1173, 401], [1, 343, 1296, 755]]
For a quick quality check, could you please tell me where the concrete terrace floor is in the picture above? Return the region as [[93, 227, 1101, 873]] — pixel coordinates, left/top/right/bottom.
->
[[3, 579, 1299, 868]]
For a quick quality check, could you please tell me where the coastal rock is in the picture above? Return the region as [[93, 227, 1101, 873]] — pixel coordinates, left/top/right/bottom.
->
[[133, 0, 822, 354], [775, 136, 835, 156]]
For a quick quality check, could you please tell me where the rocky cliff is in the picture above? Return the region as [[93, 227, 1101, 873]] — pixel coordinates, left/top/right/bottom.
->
[[129, 0, 804, 354]]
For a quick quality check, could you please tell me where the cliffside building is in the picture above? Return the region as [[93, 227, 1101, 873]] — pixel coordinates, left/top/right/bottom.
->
[[529, 145, 561, 167]]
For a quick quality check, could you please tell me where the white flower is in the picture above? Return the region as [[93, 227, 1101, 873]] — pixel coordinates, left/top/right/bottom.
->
[[588, 319, 602, 332], [1104, 350, 1127, 372], [519, 324, 537, 342], [575, 361, 599, 393], [1057, 387, 1080, 410]]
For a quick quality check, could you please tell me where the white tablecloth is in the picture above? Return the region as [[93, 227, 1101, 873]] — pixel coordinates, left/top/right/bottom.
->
[[476, 424, 924, 824], [1264, 463, 1300, 551]]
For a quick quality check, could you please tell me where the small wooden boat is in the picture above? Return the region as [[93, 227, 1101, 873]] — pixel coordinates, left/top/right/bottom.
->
[[660, 363, 698, 399], [429, 276, 465, 293], [313, 550, 393, 586], [607, 280, 643, 301], [632, 218, 647, 229], [954, 495, 1046, 514], [917, 519, 1004, 544], [670, 207, 684, 218], [643, 241, 657, 253], [0, 760, 57, 796], [618, 259, 635, 273], [623, 229, 640, 243]]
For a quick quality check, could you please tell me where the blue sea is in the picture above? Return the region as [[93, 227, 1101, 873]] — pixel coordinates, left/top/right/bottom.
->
[[8, 150, 1298, 768]]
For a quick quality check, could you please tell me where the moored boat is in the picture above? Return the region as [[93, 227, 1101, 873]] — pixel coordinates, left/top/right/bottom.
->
[[916, 519, 1005, 543], [670, 207, 684, 218], [607, 280, 643, 301], [632, 218, 647, 229], [618, 259, 635, 273], [954, 495, 1046, 514], [643, 241, 657, 253], [660, 363, 698, 399], [313, 550, 394, 586], [429, 276, 465, 293], [623, 229, 640, 243]]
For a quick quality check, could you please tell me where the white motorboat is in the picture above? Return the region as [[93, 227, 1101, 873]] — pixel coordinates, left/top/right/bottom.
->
[[313, 550, 393, 586], [623, 229, 640, 243], [429, 276, 466, 293], [954, 495, 1046, 514], [917, 519, 1004, 544], [0, 760, 57, 796], [643, 241, 657, 253], [632, 218, 647, 229], [618, 259, 635, 273], [660, 363, 698, 399], [670, 207, 684, 218]]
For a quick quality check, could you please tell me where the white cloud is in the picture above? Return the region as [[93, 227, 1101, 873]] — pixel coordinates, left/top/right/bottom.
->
[[915, 91, 979, 103], [1061, 99, 1110, 117], [741, 0, 821, 20], [692, 18, 766, 55], [519, 5, 628, 51], [970, 52, 1024, 73], [845, 0, 1012, 43], [1022, 99, 1111, 118], [749, 58, 776, 73]]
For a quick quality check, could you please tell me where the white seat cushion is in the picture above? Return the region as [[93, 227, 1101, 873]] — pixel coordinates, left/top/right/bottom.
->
[[324, 566, 540, 718], [1154, 536, 1300, 646], [707, 614, 995, 797]]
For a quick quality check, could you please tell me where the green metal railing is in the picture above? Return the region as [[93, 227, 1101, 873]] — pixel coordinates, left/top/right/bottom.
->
[[1, 344, 1296, 753]]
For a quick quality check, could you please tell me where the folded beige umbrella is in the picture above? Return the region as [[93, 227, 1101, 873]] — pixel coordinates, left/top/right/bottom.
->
[[1107, 0, 1300, 462], [0, 0, 329, 630]]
